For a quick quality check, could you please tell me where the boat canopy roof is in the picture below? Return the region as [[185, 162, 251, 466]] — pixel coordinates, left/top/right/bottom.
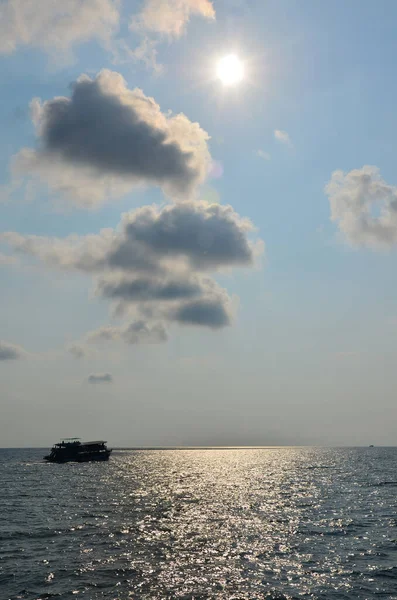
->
[[83, 440, 107, 445]]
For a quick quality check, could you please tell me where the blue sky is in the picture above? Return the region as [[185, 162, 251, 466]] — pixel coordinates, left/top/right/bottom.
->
[[2, 0, 397, 447]]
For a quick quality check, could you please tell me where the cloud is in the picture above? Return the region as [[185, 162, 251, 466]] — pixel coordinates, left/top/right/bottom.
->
[[113, 37, 163, 75], [2, 200, 262, 339], [0, 341, 25, 361], [0, 1, 215, 73], [0, 253, 18, 266], [0, 0, 119, 59], [274, 129, 292, 147], [86, 320, 168, 345], [122, 201, 255, 270], [326, 166, 397, 248], [172, 297, 230, 329], [88, 373, 113, 384], [68, 344, 86, 359], [257, 150, 271, 161], [130, 0, 215, 38], [2, 201, 256, 274], [96, 274, 204, 303], [12, 70, 211, 207], [95, 273, 232, 328]]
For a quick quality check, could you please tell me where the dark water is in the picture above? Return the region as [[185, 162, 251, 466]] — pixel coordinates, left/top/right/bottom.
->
[[1, 448, 397, 600]]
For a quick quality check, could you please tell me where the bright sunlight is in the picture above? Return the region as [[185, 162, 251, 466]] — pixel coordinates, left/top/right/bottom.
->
[[216, 54, 244, 86]]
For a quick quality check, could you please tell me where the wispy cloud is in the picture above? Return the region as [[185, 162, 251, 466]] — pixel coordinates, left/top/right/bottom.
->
[[0, 253, 18, 266], [0, 0, 216, 73], [86, 321, 168, 345], [274, 129, 292, 147], [0, 0, 119, 60], [130, 0, 215, 38], [257, 150, 271, 161]]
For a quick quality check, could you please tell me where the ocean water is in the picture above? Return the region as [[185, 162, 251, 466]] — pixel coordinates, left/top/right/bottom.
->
[[1, 448, 397, 600]]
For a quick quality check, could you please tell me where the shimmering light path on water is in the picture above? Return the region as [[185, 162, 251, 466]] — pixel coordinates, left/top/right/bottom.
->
[[1, 447, 397, 599]]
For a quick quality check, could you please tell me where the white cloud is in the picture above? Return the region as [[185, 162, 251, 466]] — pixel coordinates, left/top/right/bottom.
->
[[130, 0, 215, 38], [257, 150, 271, 161], [274, 129, 292, 147], [0, 0, 119, 59], [326, 165, 397, 248]]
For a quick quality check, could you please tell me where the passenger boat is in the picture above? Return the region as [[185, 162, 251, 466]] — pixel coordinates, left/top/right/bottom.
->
[[44, 438, 112, 463]]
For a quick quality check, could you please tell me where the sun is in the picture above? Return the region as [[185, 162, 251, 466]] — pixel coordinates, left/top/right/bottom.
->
[[216, 54, 244, 86]]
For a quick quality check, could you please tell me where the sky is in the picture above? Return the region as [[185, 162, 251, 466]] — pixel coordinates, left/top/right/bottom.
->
[[2, 0, 397, 447]]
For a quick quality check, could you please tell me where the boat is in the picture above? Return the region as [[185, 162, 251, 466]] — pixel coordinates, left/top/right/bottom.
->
[[44, 438, 112, 463]]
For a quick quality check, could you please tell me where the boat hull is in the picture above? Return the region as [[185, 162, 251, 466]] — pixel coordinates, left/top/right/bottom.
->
[[44, 450, 112, 463]]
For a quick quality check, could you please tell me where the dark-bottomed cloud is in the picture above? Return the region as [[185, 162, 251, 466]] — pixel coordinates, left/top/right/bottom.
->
[[12, 70, 210, 206], [68, 344, 86, 359], [122, 201, 255, 269], [0, 341, 25, 361], [172, 297, 231, 329], [88, 373, 113, 384], [2, 200, 262, 343]]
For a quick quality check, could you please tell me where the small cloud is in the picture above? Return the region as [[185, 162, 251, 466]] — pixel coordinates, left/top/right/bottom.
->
[[0, 340, 25, 361], [68, 344, 86, 359], [274, 129, 292, 147], [326, 165, 397, 248], [257, 150, 271, 161], [88, 373, 113, 384], [86, 320, 168, 345]]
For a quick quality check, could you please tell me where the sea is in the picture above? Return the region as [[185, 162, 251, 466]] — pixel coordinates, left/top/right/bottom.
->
[[1, 447, 397, 600]]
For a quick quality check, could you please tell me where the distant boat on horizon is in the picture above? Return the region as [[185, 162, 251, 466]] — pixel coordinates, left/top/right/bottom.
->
[[44, 438, 112, 463]]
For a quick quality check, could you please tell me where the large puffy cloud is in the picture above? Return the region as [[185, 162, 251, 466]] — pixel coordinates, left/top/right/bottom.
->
[[121, 202, 254, 269], [326, 166, 397, 248], [2, 200, 260, 339], [0, 341, 25, 361], [12, 70, 211, 207], [1, 201, 256, 274], [0, 0, 119, 57], [130, 0, 215, 38]]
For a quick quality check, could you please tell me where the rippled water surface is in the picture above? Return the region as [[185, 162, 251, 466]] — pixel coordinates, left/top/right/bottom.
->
[[1, 447, 397, 599]]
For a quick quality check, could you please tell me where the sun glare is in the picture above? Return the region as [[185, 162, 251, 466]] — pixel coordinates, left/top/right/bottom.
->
[[216, 54, 244, 86]]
